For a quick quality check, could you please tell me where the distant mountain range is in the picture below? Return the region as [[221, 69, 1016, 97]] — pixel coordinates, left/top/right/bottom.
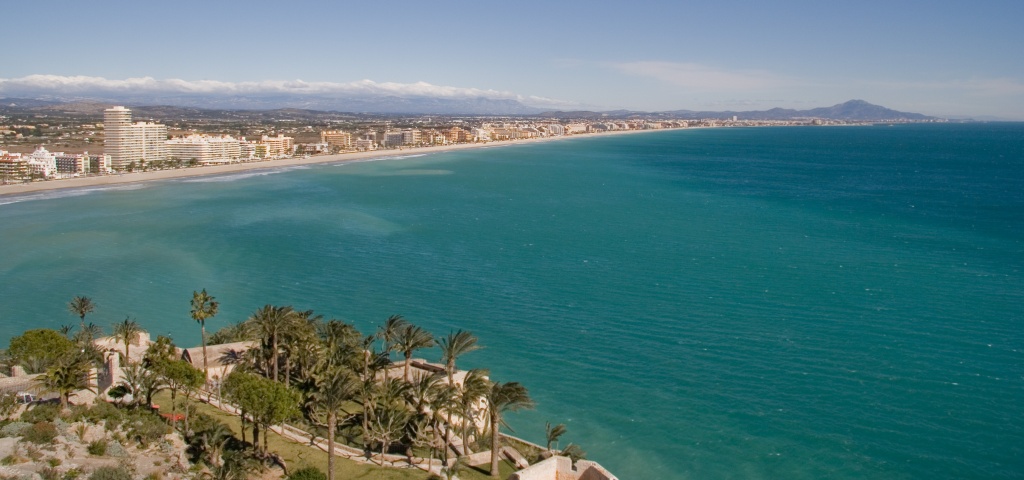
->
[[540, 100, 934, 121], [1, 97, 934, 121]]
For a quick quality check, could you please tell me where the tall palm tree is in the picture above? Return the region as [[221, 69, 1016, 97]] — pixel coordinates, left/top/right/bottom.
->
[[281, 309, 320, 387], [190, 289, 220, 378], [246, 305, 297, 382], [485, 382, 534, 477], [377, 315, 408, 380], [439, 330, 481, 386], [395, 324, 436, 383], [112, 317, 143, 362], [308, 364, 358, 480], [67, 295, 95, 331], [457, 369, 491, 451]]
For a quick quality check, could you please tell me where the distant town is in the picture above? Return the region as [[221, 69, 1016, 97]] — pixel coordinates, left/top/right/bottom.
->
[[0, 102, 944, 184]]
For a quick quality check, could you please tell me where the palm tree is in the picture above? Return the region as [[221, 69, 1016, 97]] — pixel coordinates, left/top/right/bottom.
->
[[545, 422, 567, 451], [67, 295, 95, 331], [191, 289, 220, 378], [36, 352, 95, 411], [439, 330, 481, 386], [308, 364, 358, 480], [395, 324, 435, 383], [457, 369, 490, 451], [377, 315, 408, 380], [485, 382, 534, 477], [112, 317, 143, 362], [280, 309, 320, 387], [193, 422, 234, 468], [246, 305, 297, 382]]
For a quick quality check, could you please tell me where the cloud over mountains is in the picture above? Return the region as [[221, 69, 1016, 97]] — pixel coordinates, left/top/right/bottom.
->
[[0, 75, 573, 114]]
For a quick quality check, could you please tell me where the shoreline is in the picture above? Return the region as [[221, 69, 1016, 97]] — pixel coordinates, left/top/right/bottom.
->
[[0, 128, 663, 198]]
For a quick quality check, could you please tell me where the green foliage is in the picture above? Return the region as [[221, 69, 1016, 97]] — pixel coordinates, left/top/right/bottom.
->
[[87, 466, 132, 480], [207, 322, 251, 345], [545, 421, 567, 450], [7, 329, 75, 373], [0, 422, 30, 437], [561, 443, 587, 462], [87, 439, 107, 455], [35, 352, 96, 409], [287, 467, 327, 480], [126, 411, 171, 447], [0, 394, 17, 420], [22, 421, 58, 444], [21, 403, 60, 423], [83, 401, 124, 425], [143, 335, 177, 370]]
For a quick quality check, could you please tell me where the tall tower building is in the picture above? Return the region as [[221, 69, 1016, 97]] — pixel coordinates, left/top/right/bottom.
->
[[104, 106, 132, 170]]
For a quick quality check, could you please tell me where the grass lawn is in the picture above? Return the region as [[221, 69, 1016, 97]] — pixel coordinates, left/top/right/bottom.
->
[[152, 391, 518, 479]]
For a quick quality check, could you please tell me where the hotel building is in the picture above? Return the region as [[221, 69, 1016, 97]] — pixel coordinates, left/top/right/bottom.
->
[[103, 106, 168, 170]]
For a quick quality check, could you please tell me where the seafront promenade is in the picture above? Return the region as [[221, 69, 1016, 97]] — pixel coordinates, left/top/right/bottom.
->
[[0, 128, 661, 197]]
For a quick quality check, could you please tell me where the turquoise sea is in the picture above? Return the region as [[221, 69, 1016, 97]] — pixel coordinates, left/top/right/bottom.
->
[[1, 124, 1022, 479]]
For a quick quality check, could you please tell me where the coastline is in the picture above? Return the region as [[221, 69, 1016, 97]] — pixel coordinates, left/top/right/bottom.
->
[[0, 128, 662, 197]]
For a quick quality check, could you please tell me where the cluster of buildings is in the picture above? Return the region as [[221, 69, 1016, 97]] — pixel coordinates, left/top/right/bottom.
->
[[0, 147, 110, 181], [104, 106, 295, 171], [1, 104, 697, 184]]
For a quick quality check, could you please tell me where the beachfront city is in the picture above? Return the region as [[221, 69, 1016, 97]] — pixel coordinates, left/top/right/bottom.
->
[[0, 103, 937, 186]]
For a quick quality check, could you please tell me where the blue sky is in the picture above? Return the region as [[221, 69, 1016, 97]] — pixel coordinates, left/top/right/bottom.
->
[[2, 0, 1023, 118]]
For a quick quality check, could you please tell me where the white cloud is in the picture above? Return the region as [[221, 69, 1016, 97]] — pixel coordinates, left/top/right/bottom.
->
[[0, 74, 573, 108], [608, 61, 796, 91]]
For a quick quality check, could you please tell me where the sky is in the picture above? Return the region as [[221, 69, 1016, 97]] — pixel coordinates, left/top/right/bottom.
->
[[2, 0, 1023, 119]]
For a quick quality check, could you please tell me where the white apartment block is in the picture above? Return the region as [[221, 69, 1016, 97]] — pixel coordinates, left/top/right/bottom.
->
[[166, 135, 242, 164], [103, 106, 168, 170]]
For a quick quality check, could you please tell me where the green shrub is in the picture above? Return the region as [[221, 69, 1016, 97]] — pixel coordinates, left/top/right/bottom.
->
[[0, 394, 17, 419], [84, 402, 123, 425], [48, 457, 62, 467], [288, 467, 327, 480], [62, 468, 84, 480], [87, 439, 107, 456], [87, 466, 132, 480], [22, 421, 58, 444], [20, 403, 59, 423], [0, 421, 30, 437], [127, 413, 170, 446]]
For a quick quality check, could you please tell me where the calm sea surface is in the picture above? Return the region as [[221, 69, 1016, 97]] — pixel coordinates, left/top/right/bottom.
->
[[1, 124, 1022, 479]]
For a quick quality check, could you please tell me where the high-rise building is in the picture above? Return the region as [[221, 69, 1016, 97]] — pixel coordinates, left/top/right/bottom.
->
[[103, 106, 131, 170], [103, 106, 168, 170]]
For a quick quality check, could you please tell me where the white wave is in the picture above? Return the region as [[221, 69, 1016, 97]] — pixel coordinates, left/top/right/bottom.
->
[[0, 183, 150, 206]]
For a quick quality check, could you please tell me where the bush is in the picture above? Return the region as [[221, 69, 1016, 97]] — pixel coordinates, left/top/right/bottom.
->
[[126, 412, 170, 446], [0, 394, 17, 419], [22, 421, 58, 444], [20, 403, 60, 423], [0, 421, 30, 437], [288, 467, 327, 480], [88, 466, 132, 480], [63, 468, 84, 480], [84, 402, 123, 426], [87, 440, 107, 456], [39, 467, 60, 480]]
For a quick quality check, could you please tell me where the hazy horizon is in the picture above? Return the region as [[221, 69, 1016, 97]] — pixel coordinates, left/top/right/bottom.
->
[[1, 1, 1022, 120]]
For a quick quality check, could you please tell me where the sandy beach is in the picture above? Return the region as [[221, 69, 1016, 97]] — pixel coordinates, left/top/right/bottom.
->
[[0, 128, 662, 197]]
